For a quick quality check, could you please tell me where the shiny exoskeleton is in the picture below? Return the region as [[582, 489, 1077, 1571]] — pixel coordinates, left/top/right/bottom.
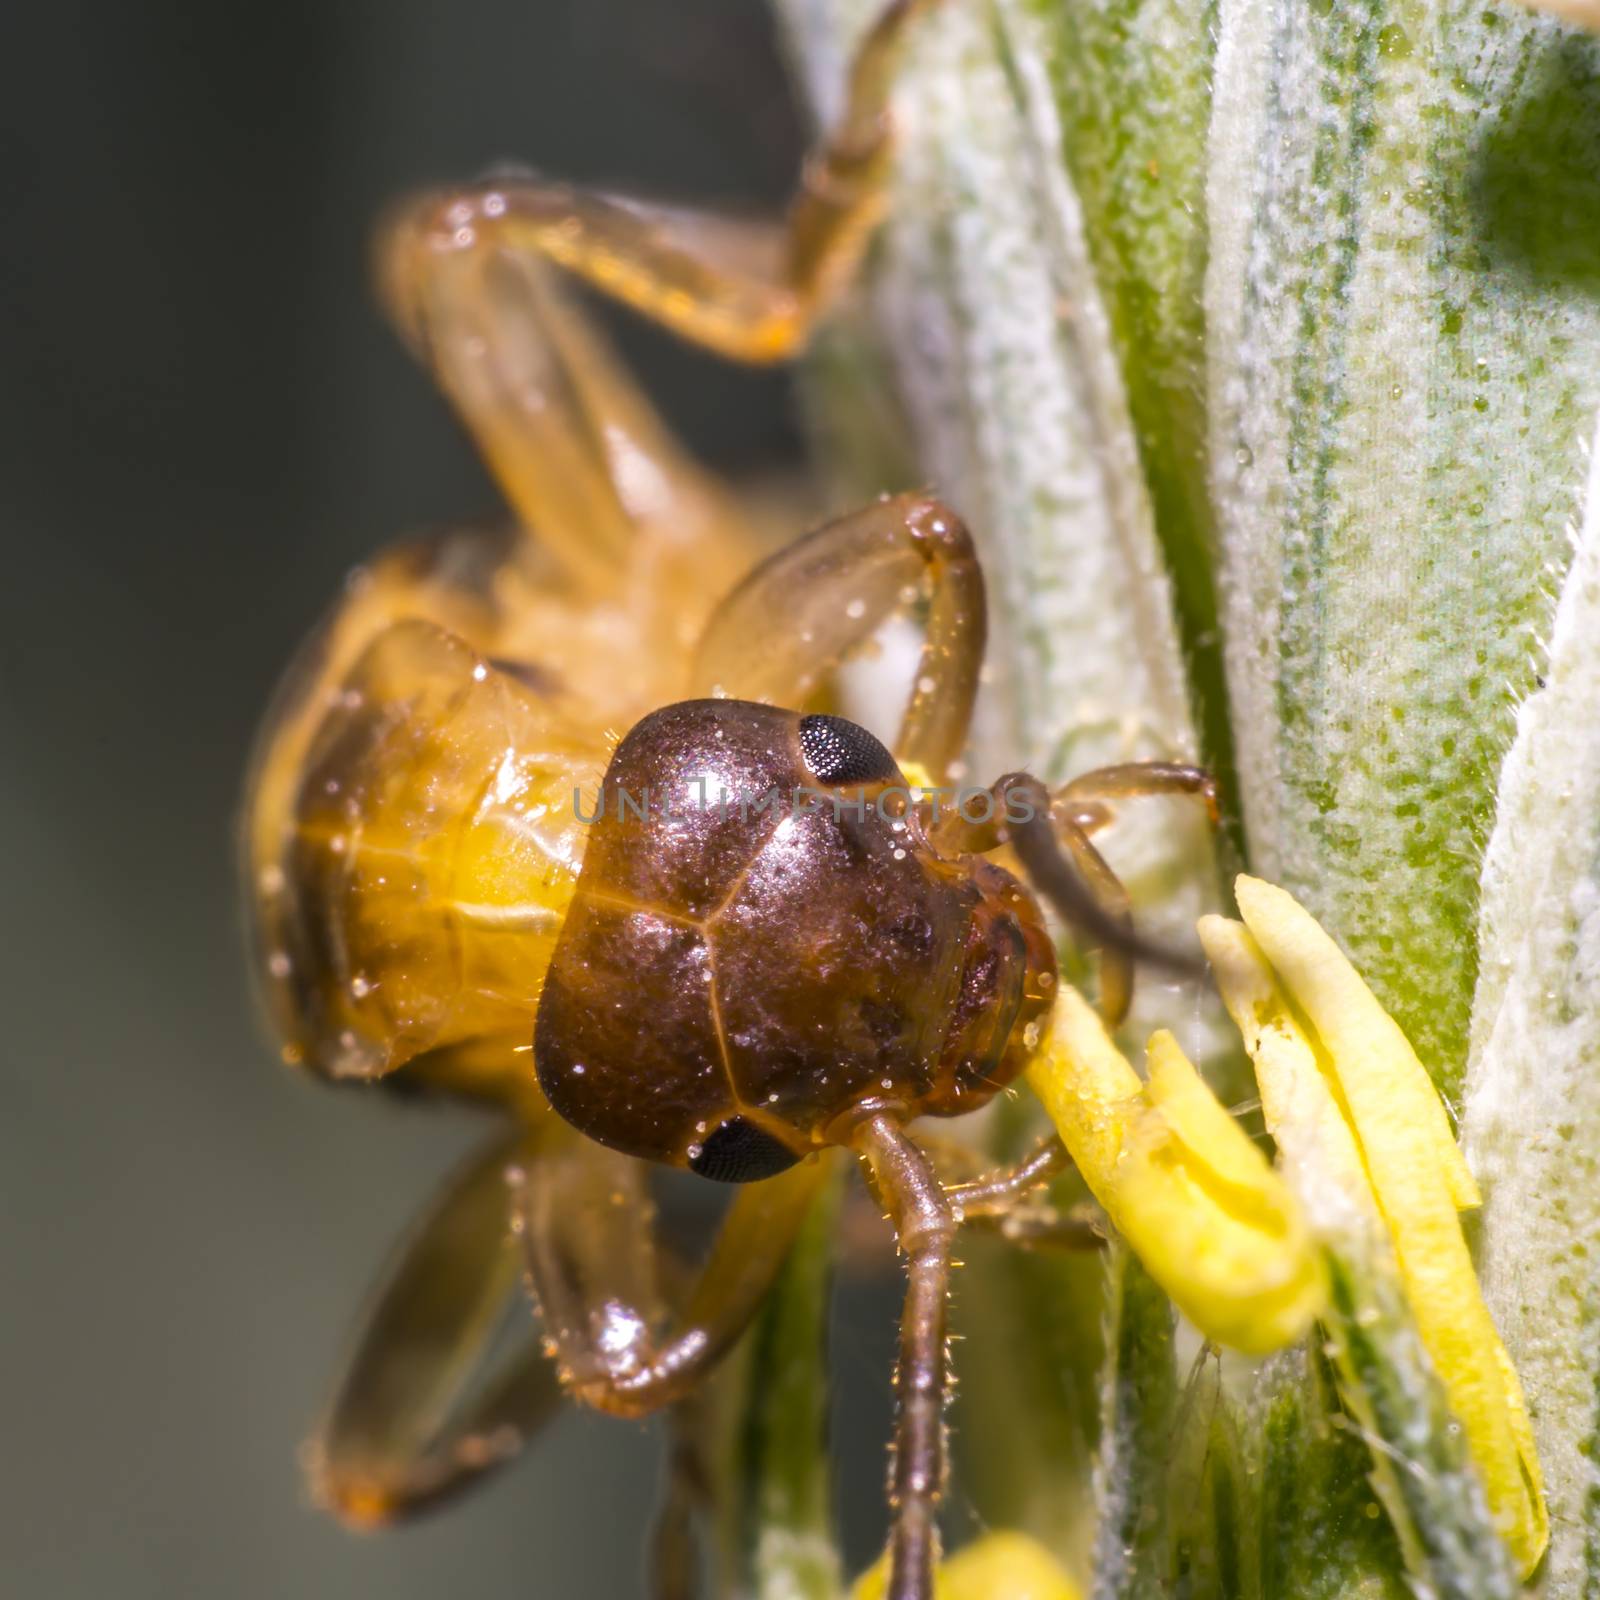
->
[[536, 702, 1056, 1179], [242, 5, 1217, 1597]]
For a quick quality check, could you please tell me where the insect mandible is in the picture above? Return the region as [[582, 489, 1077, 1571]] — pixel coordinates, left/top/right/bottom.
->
[[242, 3, 1218, 1596]]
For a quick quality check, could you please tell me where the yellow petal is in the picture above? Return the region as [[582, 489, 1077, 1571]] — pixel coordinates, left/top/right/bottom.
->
[[1232, 876, 1479, 1211], [850, 1551, 921, 1600], [943, 1532, 1083, 1600], [852, 1532, 1082, 1600], [1221, 878, 1547, 1575], [1198, 914, 1369, 1216], [1026, 988, 1323, 1355], [1145, 1028, 1290, 1227]]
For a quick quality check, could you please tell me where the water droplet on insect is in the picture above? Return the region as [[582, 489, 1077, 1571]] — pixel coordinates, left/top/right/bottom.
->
[[268, 951, 291, 979], [350, 974, 372, 999], [686, 1142, 704, 1161], [1234, 444, 1254, 468], [472, 662, 488, 682], [571, 1062, 586, 1076], [845, 598, 866, 621]]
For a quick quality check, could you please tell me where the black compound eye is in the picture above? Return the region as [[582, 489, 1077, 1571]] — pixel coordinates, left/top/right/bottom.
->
[[798, 714, 900, 787], [688, 1117, 801, 1183]]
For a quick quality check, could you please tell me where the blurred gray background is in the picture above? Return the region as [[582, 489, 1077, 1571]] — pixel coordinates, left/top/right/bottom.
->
[[0, 4, 899, 1595]]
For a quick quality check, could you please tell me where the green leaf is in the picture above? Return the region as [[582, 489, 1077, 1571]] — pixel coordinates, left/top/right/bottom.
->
[[1322, 1244, 1518, 1600], [1091, 1249, 1180, 1600], [1168, 1361, 1258, 1600], [1463, 416, 1600, 1598], [772, 0, 1600, 1591], [724, 1165, 846, 1600], [1019, 0, 1238, 844], [949, 1220, 1106, 1569], [1206, 0, 1600, 1096], [1252, 1347, 1410, 1600], [775, 0, 1229, 1063]]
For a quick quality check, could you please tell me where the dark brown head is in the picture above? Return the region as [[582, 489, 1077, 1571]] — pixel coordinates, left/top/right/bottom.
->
[[534, 699, 1055, 1181]]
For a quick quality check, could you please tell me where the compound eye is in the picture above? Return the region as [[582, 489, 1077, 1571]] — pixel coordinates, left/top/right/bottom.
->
[[688, 1117, 801, 1183], [798, 714, 900, 787]]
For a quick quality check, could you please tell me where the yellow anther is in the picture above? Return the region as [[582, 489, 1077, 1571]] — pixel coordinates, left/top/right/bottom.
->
[[1201, 876, 1547, 1576], [853, 1529, 1083, 1600], [1026, 988, 1323, 1356]]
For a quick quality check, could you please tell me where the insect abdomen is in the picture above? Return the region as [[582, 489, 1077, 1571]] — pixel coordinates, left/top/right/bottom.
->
[[250, 618, 602, 1084]]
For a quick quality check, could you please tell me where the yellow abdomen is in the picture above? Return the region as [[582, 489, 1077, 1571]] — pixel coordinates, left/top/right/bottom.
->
[[244, 528, 629, 1090]]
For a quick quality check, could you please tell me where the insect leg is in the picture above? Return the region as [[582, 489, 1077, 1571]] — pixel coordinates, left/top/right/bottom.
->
[[853, 1115, 958, 1600], [1049, 764, 1218, 1020], [960, 1201, 1108, 1252], [649, 1394, 718, 1600], [383, 0, 940, 370], [1051, 813, 1139, 1028], [954, 773, 1206, 1026], [944, 1134, 1071, 1215], [309, 1125, 563, 1527], [945, 1135, 1107, 1251], [691, 493, 984, 783], [1057, 761, 1220, 825], [513, 1124, 828, 1419], [379, 201, 746, 593]]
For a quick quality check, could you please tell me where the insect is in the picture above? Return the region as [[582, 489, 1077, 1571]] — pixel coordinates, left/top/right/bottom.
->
[[242, 3, 1217, 1595]]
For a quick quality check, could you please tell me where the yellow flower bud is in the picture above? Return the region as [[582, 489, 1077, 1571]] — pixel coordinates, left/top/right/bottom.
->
[[1201, 876, 1546, 1577], [853, 1530, 1083, 1600], [1025, 987, 1323, 1356]]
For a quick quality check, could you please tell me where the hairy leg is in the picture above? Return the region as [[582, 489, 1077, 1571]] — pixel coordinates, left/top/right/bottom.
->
[[692, 493, 984, 782], [934, 770, 1210, 1024], [513, 1122, 830, 1419], [379, 210, 744, 593], [1058, 761, 1219, 825], [385, 0, 942, 366], [310, 1127, 562, 1525], [854, 1115, 959, 1600]]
